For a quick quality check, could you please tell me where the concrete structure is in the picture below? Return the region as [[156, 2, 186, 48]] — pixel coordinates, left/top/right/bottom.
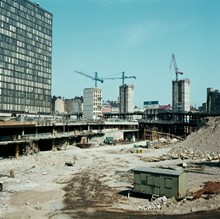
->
[[119, 84, 134, 113], [172, 79, 190, 112], [133, 167, 188, 199], [0, 0, 52, 115], [207, 88, 220, 113], [65, 97, 83, 115], [83, 88, 102, 120]]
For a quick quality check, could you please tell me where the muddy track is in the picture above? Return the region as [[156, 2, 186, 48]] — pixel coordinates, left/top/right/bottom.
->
[[62, 169, 120, 213]]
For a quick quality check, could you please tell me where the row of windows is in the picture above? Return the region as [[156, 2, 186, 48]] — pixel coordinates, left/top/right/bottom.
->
[[0, 79, 51, 91], [0, 29, 52, 54], [1, 54, 50, 68], [0, 94, 50, 104], [0, 13, 52, 40], [0, 62, 51, 77], [0, 72, 51, 84], [0, 68, 51, 81], [0, 43, 52, 64], [0, 102, 51, 113], [0, 87, 51, 99], [0, 12, 52, 40], [0, 54, 51, 70], [0, 0, 52, 25], [0, 37, 52, 57]]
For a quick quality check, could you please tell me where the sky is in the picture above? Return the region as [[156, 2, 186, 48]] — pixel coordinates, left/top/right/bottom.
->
[[36, 0, 220, 108]]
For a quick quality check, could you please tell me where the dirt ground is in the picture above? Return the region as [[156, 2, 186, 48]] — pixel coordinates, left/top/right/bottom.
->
[[0, 117, 220, 218]]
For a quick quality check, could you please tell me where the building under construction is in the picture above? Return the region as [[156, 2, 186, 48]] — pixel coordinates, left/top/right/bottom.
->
[[170, 54, 190, 112], [119, 84, 134, 113], [172, 79, 190, 112]]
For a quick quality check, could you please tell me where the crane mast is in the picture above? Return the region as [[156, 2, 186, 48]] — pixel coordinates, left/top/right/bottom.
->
[[74, 70, 103, 87], [170, 53, 183, 81]]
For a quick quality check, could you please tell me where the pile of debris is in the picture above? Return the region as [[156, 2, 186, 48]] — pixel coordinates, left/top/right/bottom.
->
[[141, 147, 220, 163], [168, 147, 220, 161], [137, 196, 177, 211]]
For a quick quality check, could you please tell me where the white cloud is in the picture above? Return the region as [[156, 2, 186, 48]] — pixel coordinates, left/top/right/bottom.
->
[[123, 20, 192, 47]]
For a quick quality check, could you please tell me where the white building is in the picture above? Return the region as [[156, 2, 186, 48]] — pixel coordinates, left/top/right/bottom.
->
[[55, 97, 65, 114], [172, 79, 190, 112], [83, 88, 102, 120], [119, 84, 134, 113]]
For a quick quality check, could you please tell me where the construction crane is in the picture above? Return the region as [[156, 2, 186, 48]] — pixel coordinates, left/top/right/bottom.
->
[[101, 72, 136, 85], [74, 71, 103, 87], [170, 53, 183, 81]]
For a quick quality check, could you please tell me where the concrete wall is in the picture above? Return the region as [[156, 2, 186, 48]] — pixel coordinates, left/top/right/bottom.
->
[[89, 129, 123, 146]]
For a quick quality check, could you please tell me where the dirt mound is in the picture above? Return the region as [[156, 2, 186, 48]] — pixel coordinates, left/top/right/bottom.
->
[[177, 117, 220, 153]]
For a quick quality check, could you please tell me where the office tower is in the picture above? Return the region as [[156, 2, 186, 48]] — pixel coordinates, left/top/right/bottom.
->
[[0, 0, 52, 114]]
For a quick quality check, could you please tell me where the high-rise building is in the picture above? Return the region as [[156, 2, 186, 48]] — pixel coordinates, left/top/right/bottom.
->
[[207, 88, 220, 113], [172, 79, 190, 112], [0, 0, 52, 115], [119, 84, 134, 113], [83, 88, 102, 120]]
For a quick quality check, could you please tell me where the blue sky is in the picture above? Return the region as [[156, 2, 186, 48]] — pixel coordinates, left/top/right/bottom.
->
[[36, 0, 220, 108]]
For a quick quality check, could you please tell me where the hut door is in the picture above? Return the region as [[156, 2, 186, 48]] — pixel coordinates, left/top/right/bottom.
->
[[152, 174, 160, 195]]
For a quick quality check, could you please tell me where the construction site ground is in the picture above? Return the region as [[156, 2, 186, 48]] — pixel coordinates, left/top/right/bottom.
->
[[0, 117, 220, 218]]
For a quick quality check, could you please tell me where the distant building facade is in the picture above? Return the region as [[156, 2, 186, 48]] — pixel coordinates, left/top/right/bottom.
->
[[199, 103, 207, 113], [51, 96, 64, 114], [207, 88, 220, 113], [83, 88, 102, 120], [102, 100, 120, 114], [102, 102, 112, 114], [0, 0, 52, 114], [172, 79, 190, 112], [119, 84, 134, 113], [144, 101, 171, 114], [65, 97, 83, 115]]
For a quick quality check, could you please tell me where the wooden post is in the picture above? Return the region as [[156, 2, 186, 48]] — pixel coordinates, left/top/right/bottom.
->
[[15, 144, 19, 159]]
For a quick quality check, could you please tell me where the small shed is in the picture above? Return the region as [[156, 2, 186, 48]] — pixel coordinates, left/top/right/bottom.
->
[[133, 167, 188, 199]]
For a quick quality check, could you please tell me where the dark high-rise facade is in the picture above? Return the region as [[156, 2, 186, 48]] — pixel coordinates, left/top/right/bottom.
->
[[0, 0, 52, 115], [207, 88, 220, 113]]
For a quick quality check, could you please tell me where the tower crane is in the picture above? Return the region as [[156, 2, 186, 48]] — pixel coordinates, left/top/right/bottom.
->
[[101, 72, 136, 85], [170, 53, 183, 81], [74, 71, 103, 88]]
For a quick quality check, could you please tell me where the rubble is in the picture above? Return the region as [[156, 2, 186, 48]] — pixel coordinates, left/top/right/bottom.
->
[[137, 196, 177, 211], [140, 147, 220, 163]]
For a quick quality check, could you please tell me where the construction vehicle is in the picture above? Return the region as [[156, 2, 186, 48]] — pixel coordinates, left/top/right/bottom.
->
[[170, 53, 183, 81], [74, 70, 103, 87]]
